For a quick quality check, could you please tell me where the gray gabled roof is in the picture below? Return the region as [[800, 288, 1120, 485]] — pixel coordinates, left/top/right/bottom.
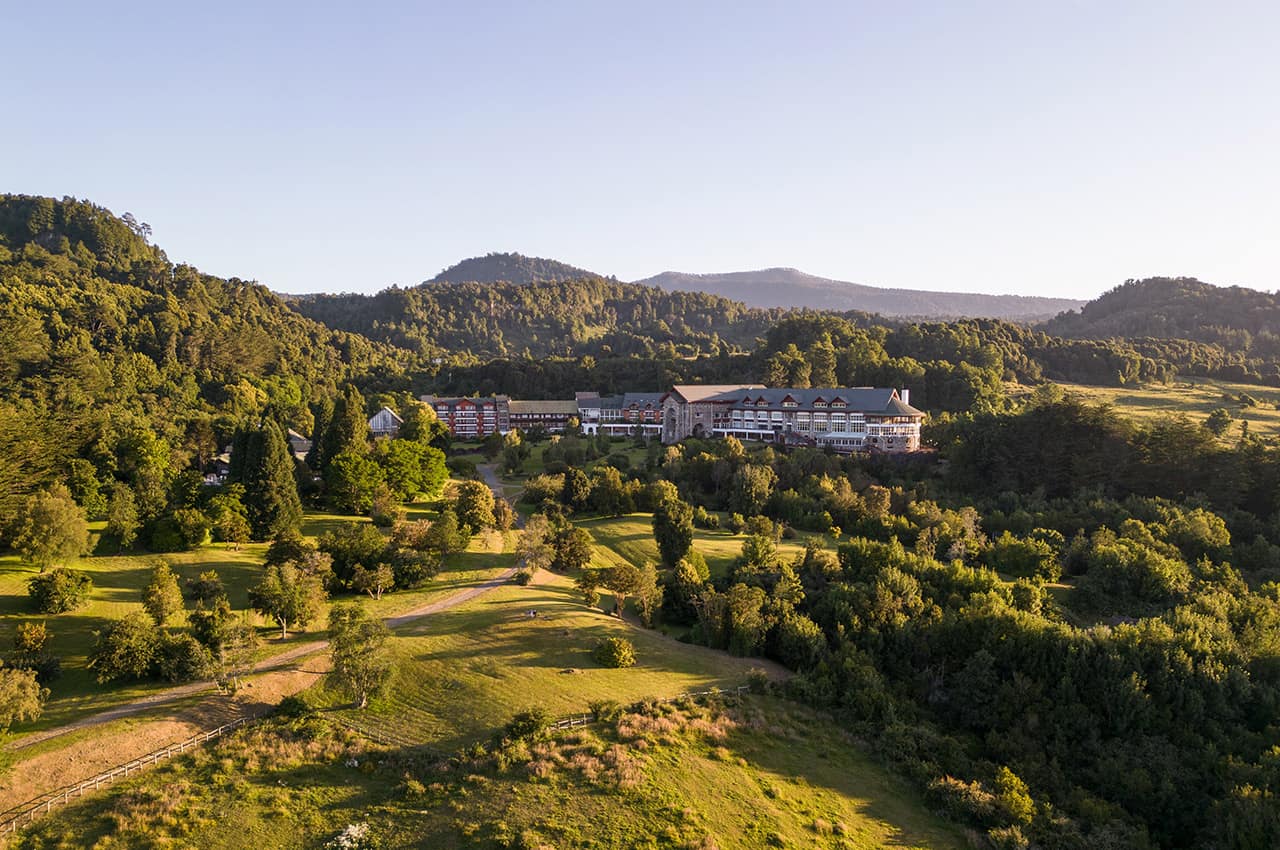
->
[[884, 396, 925, 416], [369, 406, 404, 425], [621, 392, 664, 407], [707, 387, 921, 415], [670, 384, 764, 403], [509, 399, 579, 415], [579, 394, 624, 411]]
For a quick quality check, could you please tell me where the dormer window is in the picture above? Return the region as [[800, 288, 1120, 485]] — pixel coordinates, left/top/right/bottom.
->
[[831, 399, 846, 409], [814, 401, 827, 409]]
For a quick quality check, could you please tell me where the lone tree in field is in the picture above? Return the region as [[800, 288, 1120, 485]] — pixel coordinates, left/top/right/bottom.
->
[[328, 602, 391, 709], [652, 494, 694, 568], [237, 423, 303, 541], [575, 567, 603, 607], [89, 613, 160, 683], [215, 615, 261, 693], [454, 480, 496, 532], [12, 484, 90, 570], [249, 562, 328, 639], [142, 561, 185, 626], [516, 514, 554, 572], [551, 525, 593, 573], [0, 661, 47, 733], [352, 563, 395, 600], [603, 562, 643, 617], [27, 567, 93, 614], [501, 429, 530, 474], [1205, 407, 1234, 437], [13, 621, 50, 658], [634, 561, 662, 627], [593, 637, 636, 668]]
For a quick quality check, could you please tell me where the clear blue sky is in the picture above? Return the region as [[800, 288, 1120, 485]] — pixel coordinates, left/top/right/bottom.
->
[[7, 1, 1278, 299]]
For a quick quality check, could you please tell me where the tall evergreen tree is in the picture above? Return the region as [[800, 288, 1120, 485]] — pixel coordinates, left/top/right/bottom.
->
[[318, 384, 369, 471], [305, 396, 333, 470], [652, 495, 694, 568], [241, 423, 302, 540], [807, 335, 838, 387]]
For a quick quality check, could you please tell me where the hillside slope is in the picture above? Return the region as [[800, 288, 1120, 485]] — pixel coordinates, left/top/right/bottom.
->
[[289, 278, 784, 359], [0, 194, 414, 521], [638, 267, 1084, 319], [429, 251, 606, 284], [1043, 276, 1280, 345], [422, 253, 1082, 320]]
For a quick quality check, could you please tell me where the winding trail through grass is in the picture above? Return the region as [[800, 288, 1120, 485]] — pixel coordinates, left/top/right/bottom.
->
[[0, 466, 518, 812]]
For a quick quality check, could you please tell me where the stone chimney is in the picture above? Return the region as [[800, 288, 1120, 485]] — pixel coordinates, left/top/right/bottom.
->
[[900, 388, 910, 405]]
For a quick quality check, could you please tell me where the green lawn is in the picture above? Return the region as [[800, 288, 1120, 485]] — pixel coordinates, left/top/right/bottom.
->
[[14, 642, 964, 850], [8, 507, 967, 850], [308, 571, 770, 750], [1048, 376, 1280, 438], [0, 545, 269, 728], [0, 508, 512, 735], [580, 513, 816, 579]]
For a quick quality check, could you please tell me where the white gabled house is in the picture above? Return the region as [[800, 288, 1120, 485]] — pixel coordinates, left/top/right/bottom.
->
[[368, 406, 404, 439]]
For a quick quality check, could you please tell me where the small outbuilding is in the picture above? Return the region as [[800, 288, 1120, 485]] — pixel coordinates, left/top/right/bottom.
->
[[368, 406, 404, 439]]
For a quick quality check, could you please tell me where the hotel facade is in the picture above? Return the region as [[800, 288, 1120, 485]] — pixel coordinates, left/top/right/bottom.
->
[[423, 384, 924, 453]]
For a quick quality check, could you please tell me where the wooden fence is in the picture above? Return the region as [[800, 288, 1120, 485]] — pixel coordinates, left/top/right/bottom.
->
[[0, 684, 753, 838], [0, 713, 261, 838]]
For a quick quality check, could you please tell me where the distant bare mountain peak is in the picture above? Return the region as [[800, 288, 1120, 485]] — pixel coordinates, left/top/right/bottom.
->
[[634, 267, 1083, 320], [426, 253, 1082, 320]]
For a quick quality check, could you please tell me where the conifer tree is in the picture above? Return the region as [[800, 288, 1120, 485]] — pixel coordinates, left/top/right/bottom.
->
[[318, 384, 369, 470], [305, 395, 333, 470], [241, 423, 302, 540], [807, 334, 838, 387]]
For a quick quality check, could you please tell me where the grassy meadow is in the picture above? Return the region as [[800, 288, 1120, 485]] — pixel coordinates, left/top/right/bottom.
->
[[1047, 376, 1280, 437], [581, 513, 814, 580], [10, 694, 965, 850], [5, 458, 973, 849], [0, 501, 511, 735], [308, 571, 769, 751]]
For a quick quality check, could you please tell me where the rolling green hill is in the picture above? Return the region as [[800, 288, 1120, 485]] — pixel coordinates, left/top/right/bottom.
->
[[428, 251, 607, 285], [10, 571, 965, 850], [288, 277, 784, 359]]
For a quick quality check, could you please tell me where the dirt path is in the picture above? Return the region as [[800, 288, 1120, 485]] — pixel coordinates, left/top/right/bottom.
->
[[0, 468, 520, 813]]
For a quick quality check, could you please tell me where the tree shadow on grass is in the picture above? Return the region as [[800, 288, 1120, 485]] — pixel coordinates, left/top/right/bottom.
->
[[716, 698, 965, 848]]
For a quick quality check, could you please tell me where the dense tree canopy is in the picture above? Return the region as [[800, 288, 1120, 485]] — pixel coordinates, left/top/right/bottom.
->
[[13, 195, 1280, 843]]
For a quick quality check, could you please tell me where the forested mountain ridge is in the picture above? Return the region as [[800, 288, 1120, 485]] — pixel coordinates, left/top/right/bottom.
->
[[428, 251, 607, 284], [1045, 276, 1280, 347], [637, 267, 1085, 319], [0, 194, 416, 523], [420, 251, 1083, 319], [289, 277, 791, 360], [11, 198, 1280, 848], [1040, 277, 1280, 383]]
